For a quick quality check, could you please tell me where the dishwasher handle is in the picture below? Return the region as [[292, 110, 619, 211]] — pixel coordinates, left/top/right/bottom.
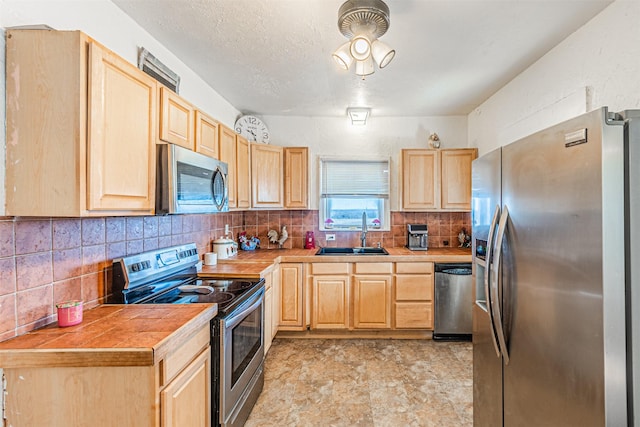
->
[[435, 263, 472, 273]]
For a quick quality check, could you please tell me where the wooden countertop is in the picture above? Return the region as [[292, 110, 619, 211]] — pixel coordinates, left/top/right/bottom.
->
[[0, 304, 217, 369], [199, 247, 471, 278]]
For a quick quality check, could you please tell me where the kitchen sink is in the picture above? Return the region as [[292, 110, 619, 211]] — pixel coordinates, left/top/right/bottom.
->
[[315, 247, 389, 255]]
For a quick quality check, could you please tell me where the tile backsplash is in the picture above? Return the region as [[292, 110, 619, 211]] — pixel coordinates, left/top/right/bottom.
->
[[0, 210, 469, 341]]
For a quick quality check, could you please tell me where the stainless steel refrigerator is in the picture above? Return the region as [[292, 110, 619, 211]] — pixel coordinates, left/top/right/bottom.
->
[[472, 107, 639, 426]]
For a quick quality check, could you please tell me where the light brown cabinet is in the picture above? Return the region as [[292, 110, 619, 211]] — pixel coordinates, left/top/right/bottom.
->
[[219, 124, 238, 208], [236, 136, 251, 209], [159, 86, 194, 149], [401, 148, 477, 211], [310, 263, 350, 330], [284, 147, 309, 209], [264, 279, 274, 353], [161, 346, 211, 427], [279, 263, 305, 330], [195, 110, 219, 159], [5, 30, 157, 217], [251, 143, 284, 208], [441, 149, 477, 209], [264, 265, 281, 353], [352, 262, 393, 329], [394, 262, 434, 329], [3, 323, 211, 426]]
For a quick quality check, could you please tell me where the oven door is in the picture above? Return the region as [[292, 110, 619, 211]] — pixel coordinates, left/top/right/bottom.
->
[[220, 287, 264, 424]]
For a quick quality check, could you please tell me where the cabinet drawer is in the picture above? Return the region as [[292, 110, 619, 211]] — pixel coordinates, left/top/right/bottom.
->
[[354, 262, 392, 274], [396, 262, 433, 274], [395, 302, 433, 329], [161, 325, 210, 387], [395, 275, 433, 301], [311, 263, 349, 275]]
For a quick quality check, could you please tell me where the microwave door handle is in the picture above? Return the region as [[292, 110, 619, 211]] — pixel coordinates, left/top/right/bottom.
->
[[485, 205, 502, 358], [212, 167, 228, 211], [491, 205, 510, 364]]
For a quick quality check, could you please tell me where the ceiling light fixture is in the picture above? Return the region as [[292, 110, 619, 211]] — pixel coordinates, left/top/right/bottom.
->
[[332, 0, 396, 78], [347, 108, 370, 125]]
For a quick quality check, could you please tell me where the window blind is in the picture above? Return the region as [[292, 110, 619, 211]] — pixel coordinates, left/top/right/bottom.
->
[[320, 159, 390, 197]]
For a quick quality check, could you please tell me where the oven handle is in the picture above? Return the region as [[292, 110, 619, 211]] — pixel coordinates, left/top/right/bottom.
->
[[224, 287, 264, 330]]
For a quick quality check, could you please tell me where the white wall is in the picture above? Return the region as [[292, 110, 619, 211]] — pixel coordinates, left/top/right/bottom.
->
[[469, 0, 640, 156], [0, 0, 241, 215], [263, 115, 468, 210]]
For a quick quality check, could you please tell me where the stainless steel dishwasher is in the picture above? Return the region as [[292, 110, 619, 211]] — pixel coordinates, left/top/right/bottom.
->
[[433, 263, 473, 340]]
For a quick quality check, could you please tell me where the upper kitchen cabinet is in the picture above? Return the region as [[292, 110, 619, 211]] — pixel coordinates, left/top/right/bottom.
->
[[401, 148, 477, 211], [251, 144, 284, 208], [5, 30, 157, 217], [159, 86, 194, 150], [194, 111, 219, 159], [218, 125, 250, 209], [218, 124, 238, 208], [440, 149, 477, 210], [284, 147, 309, 209], [236, 135, 251, 209]]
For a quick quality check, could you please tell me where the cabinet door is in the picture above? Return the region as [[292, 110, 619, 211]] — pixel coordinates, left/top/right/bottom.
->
[[284, 147, 308, 209], [353, 275, 392, 329], [279, 263, 304, 329], [251, 144, 284, 208], [271, 266, 281, 338], [264, 284, 273, 353], [311, 276, 350, 329], [441, 149, 477, 210], [218, 124, 237, 208], [161, 348, 211, 427], [195, 111, 219, 159], [159, 86, 194, 149], [87, 42, 157, 213], [236, 136, 251, 208], [402, 149, 439, 210]]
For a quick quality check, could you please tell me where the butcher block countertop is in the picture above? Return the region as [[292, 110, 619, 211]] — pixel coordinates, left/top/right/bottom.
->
[[0, 304, 217, 369], [199, 247, 471, 278]]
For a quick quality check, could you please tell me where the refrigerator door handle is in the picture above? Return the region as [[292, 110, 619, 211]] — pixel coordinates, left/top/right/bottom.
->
[[491, 205, 510, 364], [485, 204, 502, 358]]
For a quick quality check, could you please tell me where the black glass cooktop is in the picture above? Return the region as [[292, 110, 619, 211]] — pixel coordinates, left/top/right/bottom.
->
[[141, 278, 264, 315]]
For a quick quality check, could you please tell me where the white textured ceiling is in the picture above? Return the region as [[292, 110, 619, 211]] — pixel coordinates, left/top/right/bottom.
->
[[112, 0, 612, 117]]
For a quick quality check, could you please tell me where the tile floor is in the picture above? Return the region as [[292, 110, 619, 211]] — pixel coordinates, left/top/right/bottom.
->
[[245, 338, 473, 427]]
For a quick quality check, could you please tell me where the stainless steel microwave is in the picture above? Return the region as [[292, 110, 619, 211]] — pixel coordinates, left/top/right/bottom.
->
[[156, 144, 229, 214]]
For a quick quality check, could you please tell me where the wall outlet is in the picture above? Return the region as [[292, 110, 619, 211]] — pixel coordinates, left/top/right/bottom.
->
[[326, 234, 336, 241], [225, 224, 230, 235]]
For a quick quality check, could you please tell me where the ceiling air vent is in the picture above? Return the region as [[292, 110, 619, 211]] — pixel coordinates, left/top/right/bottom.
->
[[138, 48, 180, 93]]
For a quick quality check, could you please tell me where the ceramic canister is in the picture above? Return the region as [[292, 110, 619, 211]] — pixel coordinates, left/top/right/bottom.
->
[[212, 237, 237, 259]]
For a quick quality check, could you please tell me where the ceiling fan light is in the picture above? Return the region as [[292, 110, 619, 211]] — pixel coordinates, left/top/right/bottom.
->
[[350, 35, 371, 61], [371, 39, 395, 68], [332, 42, 354, 70], [355, 57, 375, 76]]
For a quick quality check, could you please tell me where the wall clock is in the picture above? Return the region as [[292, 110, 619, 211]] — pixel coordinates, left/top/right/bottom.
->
[[234, 115, 270, 144]]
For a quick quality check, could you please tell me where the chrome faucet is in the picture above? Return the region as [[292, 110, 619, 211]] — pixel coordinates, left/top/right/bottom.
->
[[361, 211, 368, 247]]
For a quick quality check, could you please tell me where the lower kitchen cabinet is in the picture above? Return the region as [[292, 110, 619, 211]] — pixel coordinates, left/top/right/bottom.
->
[[161, 348, 211, 427], [264, 265, 281, 353], [311, 275, 350, 329], [352, 262, 393, 329], [353, 275, 392, 329], [2, 323, 211, 426], [279, 263, 305, 330], [394, 262, 435, 329], [265, 281, 274, 353]]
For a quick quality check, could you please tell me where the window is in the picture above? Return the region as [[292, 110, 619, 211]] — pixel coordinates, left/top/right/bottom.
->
[[319, 158, 390, 231]]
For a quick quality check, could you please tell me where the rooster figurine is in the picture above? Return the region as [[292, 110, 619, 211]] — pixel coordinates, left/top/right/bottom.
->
[[267, 226, 288, 248]]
